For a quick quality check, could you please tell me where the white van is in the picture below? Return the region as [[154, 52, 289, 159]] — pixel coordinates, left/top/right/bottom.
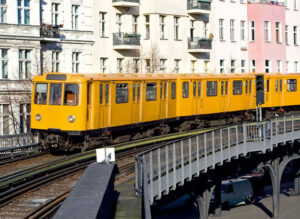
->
[[221, 178, 254, 209]]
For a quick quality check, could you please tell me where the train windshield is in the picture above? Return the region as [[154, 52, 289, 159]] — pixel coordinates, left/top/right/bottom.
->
[[34, 83, 48, 104], [64, 84, 79, 106], [49, 84, 62, 105]]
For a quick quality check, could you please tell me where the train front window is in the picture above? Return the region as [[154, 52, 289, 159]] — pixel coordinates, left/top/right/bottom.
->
[[34, 83, 47, 104], [49, 83, 62, 105], [64, 84, 79, 106]]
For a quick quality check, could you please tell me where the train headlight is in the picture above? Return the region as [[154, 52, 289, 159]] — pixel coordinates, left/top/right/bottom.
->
[[35, 114, 41, 121], [68, 115, 75, 123]]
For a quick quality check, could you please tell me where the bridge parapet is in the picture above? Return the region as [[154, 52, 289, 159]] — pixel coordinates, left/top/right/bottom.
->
[[135, 115, 300, 218]]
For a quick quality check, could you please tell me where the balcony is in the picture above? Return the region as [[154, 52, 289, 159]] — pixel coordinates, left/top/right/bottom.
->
[[112, 0, 140, 7], [188, 37, 212, 53], [187, 0, 211, 15], [113, 32, 141, 50]]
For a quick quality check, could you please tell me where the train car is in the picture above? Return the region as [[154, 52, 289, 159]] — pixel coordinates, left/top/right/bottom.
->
[[31, 72, 300, 152]]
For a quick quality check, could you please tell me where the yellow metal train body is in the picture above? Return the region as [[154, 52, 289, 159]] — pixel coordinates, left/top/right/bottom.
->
[[31, 72, 300, 152]]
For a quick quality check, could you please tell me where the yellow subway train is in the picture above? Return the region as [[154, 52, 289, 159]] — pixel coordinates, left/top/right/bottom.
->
[[31, 72, 300, 152]]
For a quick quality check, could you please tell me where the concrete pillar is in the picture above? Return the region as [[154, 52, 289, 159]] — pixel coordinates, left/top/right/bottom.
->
[[213, 180, 222, 216]]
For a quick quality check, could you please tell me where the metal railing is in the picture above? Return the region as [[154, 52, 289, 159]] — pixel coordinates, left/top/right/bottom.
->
[[113, 0, 140, 3], [187, 0, 211, 11], [135, 115, 300, 205], [0, 133, 41, 160], [113, 32, 141, 46], [188, 37, 212, 50]]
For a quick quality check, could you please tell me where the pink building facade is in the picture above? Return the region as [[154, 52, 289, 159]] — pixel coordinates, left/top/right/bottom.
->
[[248, 3, 286, 73]]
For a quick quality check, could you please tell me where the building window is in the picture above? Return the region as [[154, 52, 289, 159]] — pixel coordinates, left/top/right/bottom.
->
[[286, 25, 289, 45], [18, 0, 30, 24], [241, 60, 246, 73], [190, 20, 194, 40], [250, 21, 255, 41], [117, 58, 123, 73], [204, 61, 209, 73], [251, 59, 256, 73], [264, 21, 271, 42], [72, 5, 79, 30], [145, 15, 150, 40], [191, 60, 196, 73], [52, 3, 59, 26], [276, 60, 282, 73], [174, 59, 180, 73], [145, 59, 150, 73], [116, 13, 122, 33], [100, 58, 107, 73], [133, 15, 138, 34], [133, 59, 139, 73], [19, 49, 31, 79], [240, 20, 245, 41], [174, 17, 179, 40], [294, 0, 299, 10], [294, 26, 298, 45], [160, 15, 166, 39], [1, 49, 8, 79], [294, 61, 298, 73], [220, 59, 224, 73], [19, 103, 30, 133], [276, 22, 282, 43], [204, 22, 208, 38], [219, 19, 224, 41], [230, 60, 235, 73], [286, 61, 289, 72], [99, 12, 106, 37], [230, 19, 235, 41], [0, 104, 9, 135], [72, 52, 80, 73], [265, 60, 271, 73], [160, 59, 166, 73], [0, 0, 7, 23], [52, 51, 60, 72]]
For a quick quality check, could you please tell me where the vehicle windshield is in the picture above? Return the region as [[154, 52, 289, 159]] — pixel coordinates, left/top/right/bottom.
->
[[49, 83, 62, 105], [64, 84, 79, 105], [34, 83, 47, 104]]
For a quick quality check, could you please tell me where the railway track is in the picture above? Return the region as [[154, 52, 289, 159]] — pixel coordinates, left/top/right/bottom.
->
[[0, 127, 216, 218]]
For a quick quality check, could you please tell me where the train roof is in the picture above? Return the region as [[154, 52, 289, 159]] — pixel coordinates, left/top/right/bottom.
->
[[32, 72, 300, 83]]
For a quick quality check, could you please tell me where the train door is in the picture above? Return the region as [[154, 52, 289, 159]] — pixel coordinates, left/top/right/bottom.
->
[[197, 81, 203, 114], [132, 82, 141, 123], [277, 79, 283, 106], [87, 82, 93, 130], [192, 81, 197, 114], [221, 80, 229, 112], [159, 81, 168, 119], [99, 83, 110, 128], [265, 79, 270, 104]]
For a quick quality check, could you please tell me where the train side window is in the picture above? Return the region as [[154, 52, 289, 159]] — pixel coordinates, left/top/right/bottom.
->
[[133, 83, 136, 102], [105, 84, 109, 104], [207, 81, 218, 97], [64, 84, 79, 106], [100, 84, 103, 104], [34, 83, 48, 104], [171, 82, 176, 99], [245, 81, 248, 94], [198, 82, 201, 96], [221, 81, 224, 96], [116, 83, 129, 104], [249, 80, 252, 94], [146, 83, 157, 101], [182, 82, 189, 98], [266, 80, 270, 92], [49, 83, 62, 105], [160, 83, 163, 99], [137, 83, 141, 102], [233, 80, 242, 95], [225, 81, 228, 95], [193, 82, 196, 97], [275, 80, 278, 92], [280, 80, 282, 92], [164, 83, 167, 99], [287, 79, 297, 92]]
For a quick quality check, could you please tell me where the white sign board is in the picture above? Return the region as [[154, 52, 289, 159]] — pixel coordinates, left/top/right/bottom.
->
[[96, 148, 115, 163]]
